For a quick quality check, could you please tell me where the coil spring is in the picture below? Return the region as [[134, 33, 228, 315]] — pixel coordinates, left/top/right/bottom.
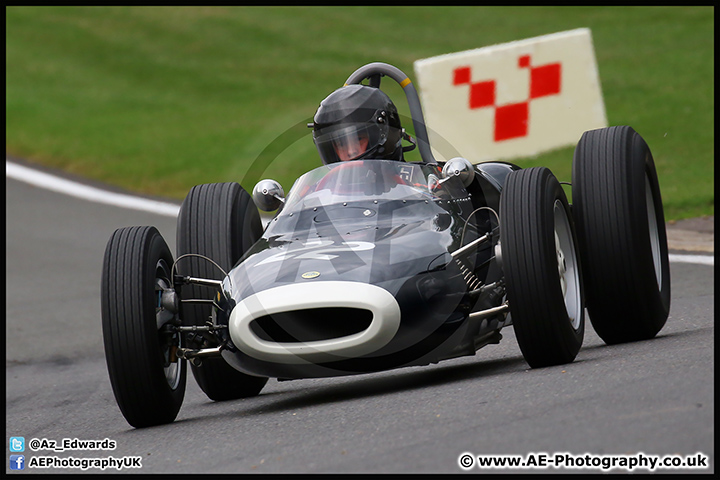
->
[[455, 258, 482, 291]]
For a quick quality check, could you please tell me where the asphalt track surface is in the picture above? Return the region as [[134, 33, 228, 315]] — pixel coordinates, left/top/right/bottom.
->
[[5, 163, 714, 474]]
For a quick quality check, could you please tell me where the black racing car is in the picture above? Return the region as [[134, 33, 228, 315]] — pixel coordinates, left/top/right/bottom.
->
[[101, 62, 670, 428]]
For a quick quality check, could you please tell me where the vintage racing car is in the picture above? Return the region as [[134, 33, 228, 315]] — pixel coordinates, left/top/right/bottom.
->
[[101, 62, 670, 428]]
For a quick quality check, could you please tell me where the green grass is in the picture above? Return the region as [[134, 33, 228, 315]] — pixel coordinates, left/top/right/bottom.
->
[[6, 6, 714, 220]]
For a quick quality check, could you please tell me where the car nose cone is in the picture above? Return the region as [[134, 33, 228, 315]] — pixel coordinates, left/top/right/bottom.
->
[[228, 281, 401, 364]]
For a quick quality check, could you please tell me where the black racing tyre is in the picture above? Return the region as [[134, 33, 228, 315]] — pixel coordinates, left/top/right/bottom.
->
[[101, 226, 186, 428], [572, 126, 670, 344], [500, 167, 585, 368], [176, 182, 268, 401]]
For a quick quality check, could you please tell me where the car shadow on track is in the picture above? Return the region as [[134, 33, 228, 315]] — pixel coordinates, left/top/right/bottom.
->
[[174, 323, 710, 426], [225, 354, 529, 417], [580, 325, 709, 351], [240, 323, 710, 418]]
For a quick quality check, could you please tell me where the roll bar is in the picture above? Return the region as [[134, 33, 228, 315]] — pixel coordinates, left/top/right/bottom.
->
[[344, 62, 437, 164]]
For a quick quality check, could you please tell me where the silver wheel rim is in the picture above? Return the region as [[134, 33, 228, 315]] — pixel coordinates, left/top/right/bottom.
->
[[646, 174, 662, 290], [553, 200, 582, 330], [155, 259, 182, 390]]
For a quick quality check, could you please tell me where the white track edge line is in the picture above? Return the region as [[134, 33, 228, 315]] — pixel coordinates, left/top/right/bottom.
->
[[7, 160, 180, 217], [6, 160, 714, 266], [668, 254, 714, 266]]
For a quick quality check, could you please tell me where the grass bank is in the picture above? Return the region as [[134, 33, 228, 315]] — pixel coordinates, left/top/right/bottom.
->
[[6, 6, 713, 219]]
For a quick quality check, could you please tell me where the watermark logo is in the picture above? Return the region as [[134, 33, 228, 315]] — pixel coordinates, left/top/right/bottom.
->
[[457, 451, 710, 471], [9, 437, 25, 452], [9, 454, 25, 470]]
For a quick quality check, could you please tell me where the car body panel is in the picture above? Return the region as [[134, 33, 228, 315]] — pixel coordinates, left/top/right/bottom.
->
[[212, 160, 515, 379]]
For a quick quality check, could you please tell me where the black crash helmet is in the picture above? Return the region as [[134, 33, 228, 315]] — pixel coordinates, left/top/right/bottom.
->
[[312, 84, 403, 165]]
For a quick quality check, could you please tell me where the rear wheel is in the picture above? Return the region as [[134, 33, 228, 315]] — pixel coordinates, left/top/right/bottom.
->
[[176, 182, 268, 400], [500, 167, 585, 368], [572, 126, 670, 344], [101, 226, 186, 428]]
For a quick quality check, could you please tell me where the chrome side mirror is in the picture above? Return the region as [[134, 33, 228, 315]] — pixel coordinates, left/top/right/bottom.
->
[[252, 179, 285, 212], [441, 157, 475, 187]]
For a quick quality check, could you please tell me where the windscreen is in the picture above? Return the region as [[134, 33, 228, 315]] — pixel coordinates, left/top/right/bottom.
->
[[282, 159, 465, 211]]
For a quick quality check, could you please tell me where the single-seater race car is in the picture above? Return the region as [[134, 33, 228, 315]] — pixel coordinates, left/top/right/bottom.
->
[[101, 62, 670, 428]]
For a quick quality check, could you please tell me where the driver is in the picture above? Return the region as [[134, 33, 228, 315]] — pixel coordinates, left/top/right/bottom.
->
[[310, 84, 405, 164]]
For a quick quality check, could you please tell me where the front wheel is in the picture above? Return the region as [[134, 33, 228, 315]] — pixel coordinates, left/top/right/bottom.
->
[[101, 226, 186, 428], [500, 167, 585, 368]]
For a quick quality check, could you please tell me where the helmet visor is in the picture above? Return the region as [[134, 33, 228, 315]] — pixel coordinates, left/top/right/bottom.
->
[[314, 121, 388, 164]]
